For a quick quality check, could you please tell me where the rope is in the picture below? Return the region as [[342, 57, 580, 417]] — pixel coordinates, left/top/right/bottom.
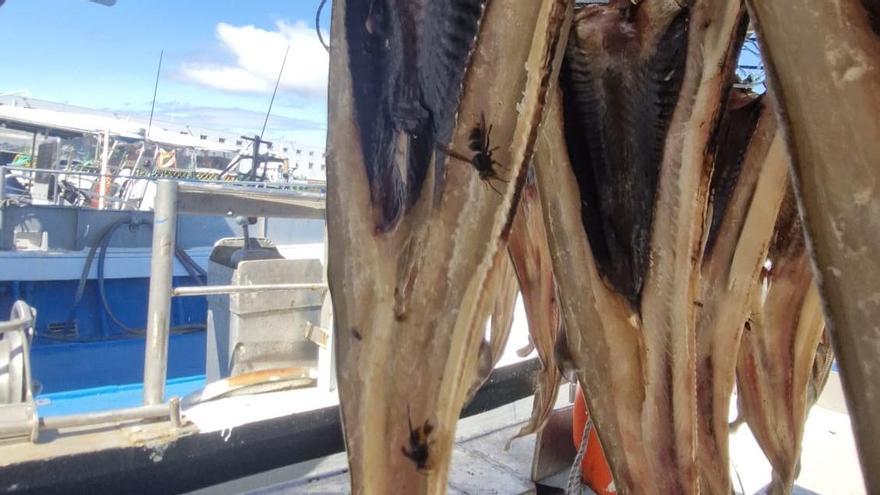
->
[[567, 417, 592, 494]]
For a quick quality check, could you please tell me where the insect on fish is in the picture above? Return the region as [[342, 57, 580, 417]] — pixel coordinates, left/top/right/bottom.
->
[[401, 405, 434, 472], [439, 112, 507, 195]]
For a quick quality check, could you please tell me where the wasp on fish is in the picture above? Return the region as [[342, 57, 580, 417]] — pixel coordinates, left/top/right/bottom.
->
[[439, 112, 507, 195], [401, 405, 434, 472]]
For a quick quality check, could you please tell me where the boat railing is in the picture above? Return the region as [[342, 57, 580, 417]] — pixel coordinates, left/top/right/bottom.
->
[[143, 180, 329, 406], [0, 164, 326, 212], [2, 179, 328, 441]]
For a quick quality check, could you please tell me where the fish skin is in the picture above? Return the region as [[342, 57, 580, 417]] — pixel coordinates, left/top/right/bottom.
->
[[344, 0, 486, 232], [560, 3, 688, 304]]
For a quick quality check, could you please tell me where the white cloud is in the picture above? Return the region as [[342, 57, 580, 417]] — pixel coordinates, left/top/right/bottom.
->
[[180, 20, 329, 97]]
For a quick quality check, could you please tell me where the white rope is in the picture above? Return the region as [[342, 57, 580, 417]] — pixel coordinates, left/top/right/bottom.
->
[[567, 417, 592, 494]]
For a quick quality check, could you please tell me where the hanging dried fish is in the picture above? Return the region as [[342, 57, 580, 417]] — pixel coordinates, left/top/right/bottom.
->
[[694, 90, 789, 494], [507, 169, 562, 440], [736, 190, 827, 494], [326, 0, 571, 492], [465, 251, 519, 403], [534, 0, 747, 492], [807, 329, 834, 409], [745, 1, 880, 489]]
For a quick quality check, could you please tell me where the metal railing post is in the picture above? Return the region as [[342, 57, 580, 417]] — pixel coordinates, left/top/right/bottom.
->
[[0, 166, 6, 250], [0, 165, 6, 206], [143, 180, 178, 405]]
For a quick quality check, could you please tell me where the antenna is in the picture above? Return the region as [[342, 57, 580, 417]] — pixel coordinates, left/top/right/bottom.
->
[[260, 44, 290, 140], [147, 50, 164, 141]]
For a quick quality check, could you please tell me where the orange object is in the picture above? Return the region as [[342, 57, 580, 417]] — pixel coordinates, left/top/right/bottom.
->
[[90, 176, 113, 208], [572, 384, 616, 495]]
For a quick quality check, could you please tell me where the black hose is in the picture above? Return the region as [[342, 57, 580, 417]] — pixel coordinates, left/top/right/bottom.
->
[[63, 216, 207, 338]]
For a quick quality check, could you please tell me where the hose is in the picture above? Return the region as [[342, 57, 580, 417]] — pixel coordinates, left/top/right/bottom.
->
[[62, 216, 207, 339]]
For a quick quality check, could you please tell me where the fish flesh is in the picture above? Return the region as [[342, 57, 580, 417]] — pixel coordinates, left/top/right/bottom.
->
[[507, 168, 562, 440], [736, 189, 828, 495], [694, 90, 788, 494]]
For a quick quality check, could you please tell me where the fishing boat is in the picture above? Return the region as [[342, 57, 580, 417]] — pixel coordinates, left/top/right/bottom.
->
[[0, 97, 328, 415]]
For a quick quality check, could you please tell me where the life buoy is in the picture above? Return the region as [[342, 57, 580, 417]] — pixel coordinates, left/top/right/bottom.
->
[[572, 383, 616, 494]]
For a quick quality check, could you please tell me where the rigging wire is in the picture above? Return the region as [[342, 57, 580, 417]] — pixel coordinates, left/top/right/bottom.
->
[[147, 50, 164, 141], [260, 44, 291, 140]]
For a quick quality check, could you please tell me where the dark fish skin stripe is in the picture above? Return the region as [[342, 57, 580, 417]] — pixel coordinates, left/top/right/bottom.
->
[[703, 92, 764, 258], [560, 6, 689, 304], [862, 0, 880, 36], [345, 0, 486, 233], [768, 187, 805, 265]]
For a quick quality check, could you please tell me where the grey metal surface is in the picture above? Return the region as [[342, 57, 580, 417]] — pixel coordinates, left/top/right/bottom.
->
[[531, 405, 576, 482], [0, 201, 324, 254], [143, 180, 178, 405], [0, 206, 323, 252], [206, 242, 323, 382], [0, 301, 38, 443], [177, 182, 325, 219], [39, 403, 175, 430], [174, 283, 327, 297]]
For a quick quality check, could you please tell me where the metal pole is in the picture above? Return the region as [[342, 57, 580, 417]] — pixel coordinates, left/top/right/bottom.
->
[[143, 180, 178, 405], [40, 403, 174, 430], [98, 129, 110, 209], [0, 165, 6, 205], [172, 283, 327, 297], [30, 132, 37, 167], [0, 166, 6, 247]]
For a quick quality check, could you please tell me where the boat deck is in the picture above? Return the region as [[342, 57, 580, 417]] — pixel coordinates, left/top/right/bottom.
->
[[188, 397, 570, 495], [187, 374, 865, 495]]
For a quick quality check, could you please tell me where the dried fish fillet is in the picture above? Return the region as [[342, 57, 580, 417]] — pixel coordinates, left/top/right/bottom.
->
[[736, 191, 827, 495], [745, 1, 880, 488], [535, 1, 746, 492], [507, 170, 562, 440], [326, 0, 571, 492], [465, 251, 519, 403], [694, 90, 788, 495]]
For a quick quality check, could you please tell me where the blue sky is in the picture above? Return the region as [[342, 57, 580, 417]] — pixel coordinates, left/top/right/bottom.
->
[[0, 0, 331, 147]]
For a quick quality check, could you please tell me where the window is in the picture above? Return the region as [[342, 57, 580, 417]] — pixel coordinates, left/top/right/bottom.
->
[[236, 140, 243, 146], [283, 147, 288, 152], [308, 162, 314, 169], [309, 151, 314, 156], [200, 134, 207, 140], [218, 137, 226, 143], [296, 149, 301, 155], [321, 164, 326, 170]]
